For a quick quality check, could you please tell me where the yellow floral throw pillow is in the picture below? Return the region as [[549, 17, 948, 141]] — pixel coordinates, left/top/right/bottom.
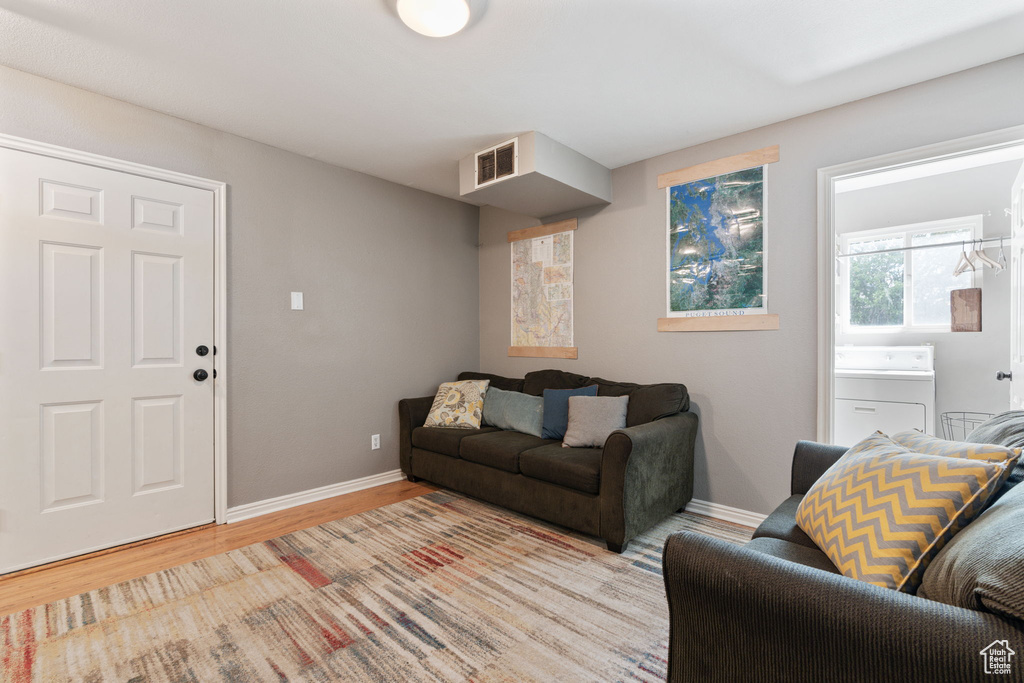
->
[[423, 380, 490, 429], [796, 431, 1018, 593]]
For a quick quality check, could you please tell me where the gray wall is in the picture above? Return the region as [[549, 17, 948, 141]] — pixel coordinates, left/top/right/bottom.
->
[[478, 55, 1024, 515], [835, 161, 1022, 421], [0, 65, 481, 508]]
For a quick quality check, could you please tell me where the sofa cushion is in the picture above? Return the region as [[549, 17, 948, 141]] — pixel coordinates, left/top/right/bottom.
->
[[625, 384, 688, 426], [795, 432, 1017, 593], [482, 387, 544, 437], [520, 443, 602, 494], [591, 377, 689, 425], [918, 479, 1024, 622], [458, 371, 525, 393], [751, 495, 818, 549], [588, 376, 638, 398], [521, 370, 689, 426], [411, 426, 498, 457], [423, 380, 490, 429], [523, 369, 593, 396], [967, 410, 1024, 497], [745, 537, 841, 575], [460, 431, 556, 473]]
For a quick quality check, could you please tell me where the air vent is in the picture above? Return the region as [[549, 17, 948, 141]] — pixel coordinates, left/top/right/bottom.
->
[[495, 142, 516, 177], [478, 152, 496, 185], [475, 137, 518, 189]]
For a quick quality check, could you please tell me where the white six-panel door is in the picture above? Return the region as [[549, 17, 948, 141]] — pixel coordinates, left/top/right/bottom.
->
[[0, 147, 216, 574]]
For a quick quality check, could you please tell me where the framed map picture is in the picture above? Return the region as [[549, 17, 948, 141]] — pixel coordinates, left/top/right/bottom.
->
[[508, 218, 577, 359], [666, 166, 766, 317]]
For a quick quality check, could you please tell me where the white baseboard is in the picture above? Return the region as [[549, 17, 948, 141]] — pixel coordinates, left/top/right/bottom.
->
[[226, 469, 406, 523], [685, 498, 767, 528], [225, 472, 766, 530]]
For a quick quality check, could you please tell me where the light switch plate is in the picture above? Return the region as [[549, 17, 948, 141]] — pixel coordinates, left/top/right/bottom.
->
[[291, 292, 304, 310]]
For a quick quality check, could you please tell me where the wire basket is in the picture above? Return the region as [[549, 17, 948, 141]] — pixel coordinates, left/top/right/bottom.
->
[[940, 412, 994, 441]]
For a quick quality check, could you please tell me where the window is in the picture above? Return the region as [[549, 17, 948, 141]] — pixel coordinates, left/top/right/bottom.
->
[[839, 216, 981, 333]]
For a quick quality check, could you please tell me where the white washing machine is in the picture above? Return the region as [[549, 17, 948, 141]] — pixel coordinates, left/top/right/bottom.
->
[[833, 346, 936, 447]]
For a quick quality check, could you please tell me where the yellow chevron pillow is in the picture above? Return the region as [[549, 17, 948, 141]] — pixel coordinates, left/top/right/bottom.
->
[[796, 432, 1018, 593], [890, 430, 1021, 514], [891, 430, 1021, 463]]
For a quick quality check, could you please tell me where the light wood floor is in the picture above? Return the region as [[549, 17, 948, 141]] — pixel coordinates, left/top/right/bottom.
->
[[0, 479, 438, 616]]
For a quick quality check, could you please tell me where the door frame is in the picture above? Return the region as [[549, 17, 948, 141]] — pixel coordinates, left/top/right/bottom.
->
[[0, 133, 229, 524], [816, 124, 1024, 444]]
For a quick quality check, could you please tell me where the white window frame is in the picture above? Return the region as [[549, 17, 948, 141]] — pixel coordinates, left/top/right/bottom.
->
[[838, 214, 982, 334]]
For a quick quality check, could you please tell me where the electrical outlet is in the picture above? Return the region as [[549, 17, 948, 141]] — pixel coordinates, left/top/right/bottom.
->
[[371, 434, 380, 450]]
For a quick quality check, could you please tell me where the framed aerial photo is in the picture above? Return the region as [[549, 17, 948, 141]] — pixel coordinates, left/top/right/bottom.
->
[[666, 165, 767, 317]]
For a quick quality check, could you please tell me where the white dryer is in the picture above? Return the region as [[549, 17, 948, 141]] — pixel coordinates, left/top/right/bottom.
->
[[833, 346, 936, 447]]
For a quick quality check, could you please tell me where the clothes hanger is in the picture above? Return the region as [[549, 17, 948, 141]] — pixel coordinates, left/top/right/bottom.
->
[[996, 236, 1008, 275], [971, 239, 1003, 271], [972, 239, 1003, 271], [966, 240, 980, 269], [953, 242, 975, 277]]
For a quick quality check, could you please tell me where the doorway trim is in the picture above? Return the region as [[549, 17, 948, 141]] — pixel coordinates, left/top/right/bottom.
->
[[817, 124, 1024, 444], [0, 133, 229, 524]]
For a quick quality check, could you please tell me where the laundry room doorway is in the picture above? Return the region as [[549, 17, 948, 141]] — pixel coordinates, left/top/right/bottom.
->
[[817, 126, 1024, 445]]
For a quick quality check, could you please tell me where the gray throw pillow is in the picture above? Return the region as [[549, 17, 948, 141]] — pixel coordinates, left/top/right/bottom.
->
[[967, 410, 1024, 499], [562, 395, 628, 448], [482, 387, 544, 438], [918, 479, 1024, 621], [966, 410, 1024, 449]]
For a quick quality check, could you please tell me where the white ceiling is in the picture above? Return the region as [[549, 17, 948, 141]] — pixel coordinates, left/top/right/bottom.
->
[[2, 0, 1024, 203]]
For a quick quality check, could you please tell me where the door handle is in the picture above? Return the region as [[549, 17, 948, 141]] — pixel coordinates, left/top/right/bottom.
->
[[853, 406, 876, 414], [997, 371, 1013, 381], [193, 369, 209, 381]]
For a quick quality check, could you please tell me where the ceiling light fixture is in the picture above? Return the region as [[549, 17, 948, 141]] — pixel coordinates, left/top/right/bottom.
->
[[397, 0, 470, 37]]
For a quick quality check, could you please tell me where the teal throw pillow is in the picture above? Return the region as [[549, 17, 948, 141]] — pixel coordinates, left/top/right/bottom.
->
[[482, 387, 544, 438]]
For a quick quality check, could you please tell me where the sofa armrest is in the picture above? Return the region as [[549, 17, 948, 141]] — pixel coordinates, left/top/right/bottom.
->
[[663, 531, 1023, 683], [600, 412, 698, 548], [790, 439, 848, 495], [398, 396, 434, 475]]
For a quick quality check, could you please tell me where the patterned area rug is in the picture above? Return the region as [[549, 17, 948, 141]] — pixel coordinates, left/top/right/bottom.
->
[[1, 491, 751, 682]]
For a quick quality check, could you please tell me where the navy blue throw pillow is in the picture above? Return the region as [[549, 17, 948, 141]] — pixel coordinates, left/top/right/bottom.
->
[[542, 385, 598, 440]]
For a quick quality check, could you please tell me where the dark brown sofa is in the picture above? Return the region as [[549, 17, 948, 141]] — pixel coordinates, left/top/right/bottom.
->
[[399, 369, 697, 552], [663, 438, 1024, 683]]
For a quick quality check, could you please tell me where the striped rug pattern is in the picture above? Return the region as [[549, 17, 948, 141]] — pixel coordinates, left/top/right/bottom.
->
[[1, 491, 751, 682]]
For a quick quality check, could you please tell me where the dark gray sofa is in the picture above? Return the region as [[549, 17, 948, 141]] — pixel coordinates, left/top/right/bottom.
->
[[399, 369, 697, 552], [663, 437, 1024, 682]]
